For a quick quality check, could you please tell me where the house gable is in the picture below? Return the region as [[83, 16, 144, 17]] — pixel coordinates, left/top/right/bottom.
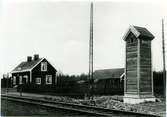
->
[[32, 58, 57, 72], [31, 58, 57, 85]]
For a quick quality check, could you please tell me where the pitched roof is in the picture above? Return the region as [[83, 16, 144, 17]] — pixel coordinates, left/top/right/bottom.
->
[[11, 58, 44, 73], [123, 25, 154, 41], [94, 68, 124, 80], [133, 26, 154, 39]]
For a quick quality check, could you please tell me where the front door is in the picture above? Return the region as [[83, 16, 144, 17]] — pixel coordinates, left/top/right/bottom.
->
[[22, 78, 27, 84]]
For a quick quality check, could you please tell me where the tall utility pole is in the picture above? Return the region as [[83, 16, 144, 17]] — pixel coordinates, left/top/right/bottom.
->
[[89, 2, 94, 100], [162, 19, 166, 98]]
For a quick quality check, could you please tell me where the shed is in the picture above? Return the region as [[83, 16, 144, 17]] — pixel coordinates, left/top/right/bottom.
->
[[93, 68, 124, 95]]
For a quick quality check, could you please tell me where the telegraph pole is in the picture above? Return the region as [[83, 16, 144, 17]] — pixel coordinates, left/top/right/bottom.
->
[[89, 2, 94, 100], [162, 19, 166, 99]]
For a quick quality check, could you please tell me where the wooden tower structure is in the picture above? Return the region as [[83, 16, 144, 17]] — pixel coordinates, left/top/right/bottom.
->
[[123, 26, 156, 104]]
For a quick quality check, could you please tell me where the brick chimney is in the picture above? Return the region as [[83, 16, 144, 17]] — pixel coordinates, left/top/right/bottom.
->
[[33, 54, 39, 60], [27, 56, 32, 62]]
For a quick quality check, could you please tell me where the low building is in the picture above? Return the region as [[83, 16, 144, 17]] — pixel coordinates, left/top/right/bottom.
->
[[1, 74, 12, 88], [11, 54, 57, 86], [93, 68, 124, 95]]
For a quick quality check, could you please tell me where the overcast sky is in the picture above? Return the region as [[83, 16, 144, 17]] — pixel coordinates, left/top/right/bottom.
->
[[0, 0, 167, 77]]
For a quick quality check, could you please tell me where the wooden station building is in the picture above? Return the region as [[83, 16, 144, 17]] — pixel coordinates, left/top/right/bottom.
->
[[123, 26, 155, 104], [11, 54, 57, 86]]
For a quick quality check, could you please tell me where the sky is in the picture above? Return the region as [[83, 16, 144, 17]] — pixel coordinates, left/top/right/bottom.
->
[[0, 0, 167, 77]]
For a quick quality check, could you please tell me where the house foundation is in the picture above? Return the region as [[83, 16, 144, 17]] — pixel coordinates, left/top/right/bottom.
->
[[123, 94, 156, 104]]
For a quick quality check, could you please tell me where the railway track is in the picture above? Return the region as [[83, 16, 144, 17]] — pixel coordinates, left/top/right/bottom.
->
[[1, 94, 160, 117]]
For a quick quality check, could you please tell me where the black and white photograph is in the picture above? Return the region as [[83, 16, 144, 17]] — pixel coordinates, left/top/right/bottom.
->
[[0, 0, 166, 116]]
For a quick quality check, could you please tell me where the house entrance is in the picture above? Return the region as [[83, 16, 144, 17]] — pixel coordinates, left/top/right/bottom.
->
[[22, 78, 27, 84]]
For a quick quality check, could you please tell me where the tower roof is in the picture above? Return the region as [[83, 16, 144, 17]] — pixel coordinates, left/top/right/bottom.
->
[[123, 25, 155, 41]]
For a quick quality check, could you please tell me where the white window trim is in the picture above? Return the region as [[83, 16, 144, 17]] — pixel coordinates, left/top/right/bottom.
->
[[13, 76, 16, 85], [19, 76, 22, 84], [41, 62, 47, 71], [36, 78, 41, 85], [46, 75, 52, 84], [23, 75, 28, 83]]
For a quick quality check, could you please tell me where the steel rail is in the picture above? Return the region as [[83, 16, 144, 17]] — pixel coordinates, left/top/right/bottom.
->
[[1, 94, 161, 117]]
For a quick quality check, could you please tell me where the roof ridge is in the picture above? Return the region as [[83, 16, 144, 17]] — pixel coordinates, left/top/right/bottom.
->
[[11, 58, 44, 73], [123, 25, 154, 41], [95, 68, 124, 71]]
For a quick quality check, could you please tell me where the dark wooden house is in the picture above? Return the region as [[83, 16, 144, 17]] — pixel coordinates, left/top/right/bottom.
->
[[93, 68, 124, 95], [11, 54, 57, 87], [123, 26, 155, 104]]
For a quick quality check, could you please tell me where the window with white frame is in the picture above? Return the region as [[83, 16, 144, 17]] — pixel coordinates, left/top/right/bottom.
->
[[46, 75, 52, 84], [36, 78, 41, 85], [23, 75, 28, 83], [41, 62, 47, 71], [19, 76, 22, 84], [13, 76, 16, 85]]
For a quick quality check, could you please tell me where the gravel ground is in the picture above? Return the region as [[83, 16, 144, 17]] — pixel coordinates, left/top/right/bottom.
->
[[1, 88, 166, 117], [41, 95, 166, 116], [93, 96, 166, 117]]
